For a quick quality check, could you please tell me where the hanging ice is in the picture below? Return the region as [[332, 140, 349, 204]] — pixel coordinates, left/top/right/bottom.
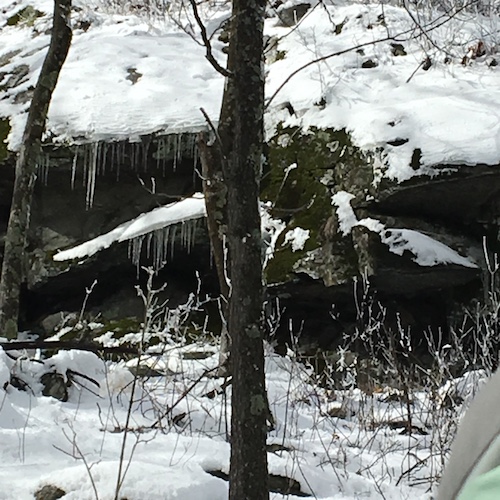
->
[[127, 219, 200, 273], [53, 193, 207, 262]]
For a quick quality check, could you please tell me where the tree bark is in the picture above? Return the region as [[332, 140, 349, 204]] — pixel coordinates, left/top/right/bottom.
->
[[0, 0, 72, 338], [221, 0, 269, 498], [197, 131, 231, 372]]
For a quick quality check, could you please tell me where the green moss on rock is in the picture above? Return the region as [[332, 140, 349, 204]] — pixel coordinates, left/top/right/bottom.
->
[[6, 6, 44, 27], [0, 118, 10, 163], [101, 317, 142, 337], [263, 126, 369, 284]]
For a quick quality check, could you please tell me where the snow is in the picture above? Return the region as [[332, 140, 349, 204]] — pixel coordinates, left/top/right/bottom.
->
[[261, 204, 287, 267], [0, 0, 498, 183], [283, 227, 310, 252], [265, 3, 500, 181], [53, 193, 206, 261], [331, 190, 477, 268], [331, 191, 358, 236], [0, 0, 227, 148], [0, 341, 448, 499], [381, 228, 477, 268], [0, 1, 498, 496]]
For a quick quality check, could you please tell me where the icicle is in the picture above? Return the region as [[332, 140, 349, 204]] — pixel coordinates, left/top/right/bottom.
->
[[116, 141, 124, 181], [181, 219, 197, 255], [142, 140, 150, 172], [153, 229, 161, 269], [129, 235, 145, 277], [71, 147, 78, 190], [132, 142, 139, 171], [163, 226, 170, 263], [110, 141, 116, 173], [38, 154, 49, 186], [82, 144, 88, 188], [146, 232, 153, 259], [170, 224, 177, 260], [180, 221, 186, 248], [86, 142, 98, 209], [173, 134, 182, 172], [100, 142, 108, 175], [154, 226, 169, 270]]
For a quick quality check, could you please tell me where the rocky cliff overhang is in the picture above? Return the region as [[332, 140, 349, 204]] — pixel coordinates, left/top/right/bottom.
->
[[0, 0, 499, 341]]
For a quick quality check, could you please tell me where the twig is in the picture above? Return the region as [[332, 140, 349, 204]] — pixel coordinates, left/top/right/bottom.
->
[[200, 107, 225, 154], [187, 0, 231, 77], [150, 365, 219, 429]]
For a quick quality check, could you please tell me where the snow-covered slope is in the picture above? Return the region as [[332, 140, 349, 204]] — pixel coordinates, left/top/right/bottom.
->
[[0, 341, 445, 499], [0, 0, 227, 147], [266, 3, 500, 181], [0, 0, 498, 182]]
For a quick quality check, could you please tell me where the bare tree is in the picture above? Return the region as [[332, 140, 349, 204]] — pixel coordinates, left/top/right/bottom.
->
[[0, 0, 73, 338], [222, 0, 269, 495], [194, 0, 269, 496]]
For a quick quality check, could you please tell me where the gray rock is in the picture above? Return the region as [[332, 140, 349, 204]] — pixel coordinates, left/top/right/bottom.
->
[[41, 372, 68, 402], [276, 3, 311, 27], [34, 484, 66, 500]]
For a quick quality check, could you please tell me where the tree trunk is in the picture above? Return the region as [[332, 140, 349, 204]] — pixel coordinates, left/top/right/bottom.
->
[[197, 132, 231, 372], [222, 0, 269, 498], [0, 0, 72, 339]]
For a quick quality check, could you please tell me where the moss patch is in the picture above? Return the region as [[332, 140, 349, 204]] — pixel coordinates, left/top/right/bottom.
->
[[0, 118, 11, 163], [100, 317, 142, 338], [262, 126, 369, 284], [6, 6, 44, 27]]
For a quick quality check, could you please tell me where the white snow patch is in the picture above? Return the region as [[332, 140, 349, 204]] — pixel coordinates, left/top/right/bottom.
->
[[332, 190, 476, 268], [265, 4, 500, 180], [261, 204, 287, 267], [331, 191, 357, 236], [0, 1, 227, 148], [283, 227, 310, 251], [381, 228, 478, 268], [53, 193, 206, 261]]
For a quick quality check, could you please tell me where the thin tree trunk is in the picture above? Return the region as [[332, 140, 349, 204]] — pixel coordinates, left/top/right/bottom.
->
[[197, 132, 231, 372], [222, 0, 269, 498], [0, 0, 72, 338]]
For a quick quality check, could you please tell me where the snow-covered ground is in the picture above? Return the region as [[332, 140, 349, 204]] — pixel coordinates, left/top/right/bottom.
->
[[0, 334, 475, 500]]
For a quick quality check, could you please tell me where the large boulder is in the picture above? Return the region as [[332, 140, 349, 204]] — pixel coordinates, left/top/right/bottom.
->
[[262, 126, 496, 348]]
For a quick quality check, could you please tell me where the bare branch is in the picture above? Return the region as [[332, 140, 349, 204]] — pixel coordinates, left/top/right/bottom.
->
[[187, 0, 231, 77]]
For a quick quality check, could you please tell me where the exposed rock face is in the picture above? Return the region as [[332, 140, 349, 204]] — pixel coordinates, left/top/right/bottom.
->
[[0, 134, 214, 333], [0, 127, 498, 349], [263, 126, 497, 349]]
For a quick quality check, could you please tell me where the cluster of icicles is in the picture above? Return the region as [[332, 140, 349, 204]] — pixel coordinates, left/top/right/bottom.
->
[[39, 134, 200, 269], [128, 219, 200, 274]]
